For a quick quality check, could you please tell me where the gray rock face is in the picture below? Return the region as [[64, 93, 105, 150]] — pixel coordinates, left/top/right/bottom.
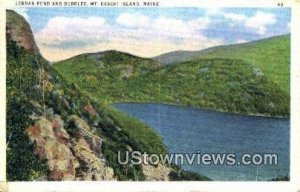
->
[[6, 10, 39, 54]]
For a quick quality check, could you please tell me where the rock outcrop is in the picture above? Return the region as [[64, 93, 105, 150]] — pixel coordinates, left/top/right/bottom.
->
[[140, 156, 171, 181], [27, 117, 78, 180], [6, 10, 39, 54], [27, 112, 115, 181], [142, 163, 171, 181]]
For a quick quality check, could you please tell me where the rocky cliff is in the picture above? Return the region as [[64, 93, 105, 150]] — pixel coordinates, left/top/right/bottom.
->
[[6, 10, 117, 181], [6, 10, 210, 181], [6, 10, 176, 181]]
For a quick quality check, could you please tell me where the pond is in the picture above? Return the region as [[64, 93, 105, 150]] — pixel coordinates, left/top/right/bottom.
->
[[114, 103, 290, 181]]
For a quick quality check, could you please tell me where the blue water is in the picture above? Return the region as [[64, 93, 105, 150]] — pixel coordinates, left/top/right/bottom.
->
[[114, 103, 290, 181]]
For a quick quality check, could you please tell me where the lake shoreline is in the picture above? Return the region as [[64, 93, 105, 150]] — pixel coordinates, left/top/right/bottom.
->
[[111, 101, 289, 119]]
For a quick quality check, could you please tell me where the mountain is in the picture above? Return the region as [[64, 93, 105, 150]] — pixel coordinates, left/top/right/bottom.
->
[[54, 43, 289, 117], [54, 50, 161, 104], [6, 10, 205, 181], [154, 35, 290, 94]]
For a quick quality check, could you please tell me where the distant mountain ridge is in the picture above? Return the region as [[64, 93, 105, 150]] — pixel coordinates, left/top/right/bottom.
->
[[153, 35, 290, 94], [154, 35, 289, 65]]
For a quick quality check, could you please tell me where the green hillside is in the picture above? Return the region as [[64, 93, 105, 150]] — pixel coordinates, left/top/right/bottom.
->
[[55, 51, 160, 104], [7, 10, 207, 181], [54, 52, 289, 117], [125, 58, 288, 116], [154, 35, 290, 94]]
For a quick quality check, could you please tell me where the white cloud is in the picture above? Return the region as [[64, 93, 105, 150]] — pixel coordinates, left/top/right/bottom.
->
[[154, 17, 192, 39], [223, 13, 247, 22], [236, 39, 247, 44], [206, 8, 223, 16], [35, 13, 222, 61], [117, 14, 212, 39], [12, 8, 29, 21], [244, 11, 277, 35], [35, 16, 106, 47], [116, 13, 151, 28], [187, 17, 211, 30], [221, 11, 277, 36]]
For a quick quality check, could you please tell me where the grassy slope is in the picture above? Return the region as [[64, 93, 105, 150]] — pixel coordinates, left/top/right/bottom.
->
[[154, 35, 290, 94]]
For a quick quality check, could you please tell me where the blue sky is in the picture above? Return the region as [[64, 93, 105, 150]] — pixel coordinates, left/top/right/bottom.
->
[[13, 7, 291, 61]]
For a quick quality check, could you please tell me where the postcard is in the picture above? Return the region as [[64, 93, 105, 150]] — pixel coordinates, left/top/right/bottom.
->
[[0, 0, 300, 191]]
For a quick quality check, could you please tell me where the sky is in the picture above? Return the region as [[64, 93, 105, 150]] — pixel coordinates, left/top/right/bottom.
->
[[13, 7, 290, 62]]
